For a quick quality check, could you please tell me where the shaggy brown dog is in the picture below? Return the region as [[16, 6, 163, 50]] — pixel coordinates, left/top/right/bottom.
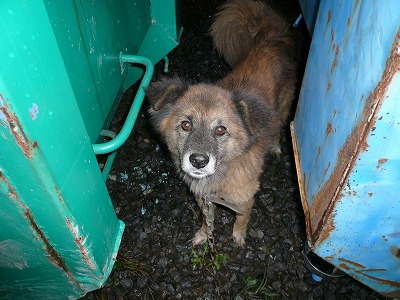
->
[[146, 0, 297, 246]]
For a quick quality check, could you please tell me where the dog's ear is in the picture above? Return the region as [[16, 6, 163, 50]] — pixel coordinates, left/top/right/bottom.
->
[[146, 77, 188, 111], [232, 90, 273, 136]]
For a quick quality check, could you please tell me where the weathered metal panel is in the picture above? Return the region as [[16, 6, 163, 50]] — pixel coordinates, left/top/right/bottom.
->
[[0, 2, 125, 293], [292, 0, 400, 296], [43, 0, 181, 142], [0, 0, 179, 298]]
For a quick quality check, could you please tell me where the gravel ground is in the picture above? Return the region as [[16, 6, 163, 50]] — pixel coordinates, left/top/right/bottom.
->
[[84, 0, 384, 299]]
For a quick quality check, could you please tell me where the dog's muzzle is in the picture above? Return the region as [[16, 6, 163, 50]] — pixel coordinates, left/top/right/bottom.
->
[[182, 152, 216, 178]]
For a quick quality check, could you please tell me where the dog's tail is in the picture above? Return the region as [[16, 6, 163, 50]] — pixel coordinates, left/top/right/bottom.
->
[[210, 0, 288, 67]]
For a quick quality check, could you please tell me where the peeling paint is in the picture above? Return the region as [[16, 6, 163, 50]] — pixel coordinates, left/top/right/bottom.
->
[[376, 158, 388, 169], [66, 217, 97, 270], [29, 103, 39, 120], [0, 93, 37, 158]]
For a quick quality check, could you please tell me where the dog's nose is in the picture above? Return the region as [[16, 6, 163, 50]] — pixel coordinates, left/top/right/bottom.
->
[[189, 153, 209, 169]]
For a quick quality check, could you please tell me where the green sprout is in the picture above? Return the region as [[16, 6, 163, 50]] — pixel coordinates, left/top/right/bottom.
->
[[191, 240, 227, 273]]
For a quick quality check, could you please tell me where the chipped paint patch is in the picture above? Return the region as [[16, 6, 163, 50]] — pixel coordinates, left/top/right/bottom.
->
[[66, 217, 97, 270], [376, 158, 388, 169], [29, 103, 39, 120]]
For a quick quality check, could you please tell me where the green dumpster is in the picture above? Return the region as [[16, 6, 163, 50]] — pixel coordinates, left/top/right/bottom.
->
[[0, 1, 181, 299]]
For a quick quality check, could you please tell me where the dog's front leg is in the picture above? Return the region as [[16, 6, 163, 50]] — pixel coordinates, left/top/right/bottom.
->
[[192, 196, 216, 246], [232, 197, 254, 246]]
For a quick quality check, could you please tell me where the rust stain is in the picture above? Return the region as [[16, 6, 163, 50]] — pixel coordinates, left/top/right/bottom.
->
[[377, 158, 388, 169], [323, 161, 331, 179], [339, 263, 350, 270], [0, 94, 37, 158], [315, 146, 321, 163], [331, 45, 339, 73], [66, 217, 97, 270], [318, 216, 336, 245], [325, 122, 333, 137], [331, 28, 335, 43], [310, 29, 400, 245], [0, 171, 84, 292], [324, 11, 332, 36], [54, 186, 65, 206], [327, 81, 332, 91], [290, 122, 312, 240], [338, 257, 366, 269], [356, 268, 388, 274], [360, 273, 400, 288], [327, 10, 331, 26], [368, 192, 373, 197], [347, 17, 351, 27]]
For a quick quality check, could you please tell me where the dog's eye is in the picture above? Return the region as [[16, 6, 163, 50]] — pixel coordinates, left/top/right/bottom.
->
[[215, 126, 227, 136], [181, 121, 192, 131]]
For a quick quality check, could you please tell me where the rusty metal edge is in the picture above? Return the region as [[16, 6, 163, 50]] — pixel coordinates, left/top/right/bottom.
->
[[290, 121, 312, 242]]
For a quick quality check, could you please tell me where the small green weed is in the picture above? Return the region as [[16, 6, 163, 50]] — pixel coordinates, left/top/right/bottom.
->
[[191, 241, 227, 273], [237, 271, 280, 299], [113, 256, 141, 274]]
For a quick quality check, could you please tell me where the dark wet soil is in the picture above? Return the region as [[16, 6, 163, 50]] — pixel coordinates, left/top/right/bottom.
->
[[84, 0, 384, 299]]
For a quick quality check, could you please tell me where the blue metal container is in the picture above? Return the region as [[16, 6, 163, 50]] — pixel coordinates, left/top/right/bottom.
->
[[292, 0, 400, 297]]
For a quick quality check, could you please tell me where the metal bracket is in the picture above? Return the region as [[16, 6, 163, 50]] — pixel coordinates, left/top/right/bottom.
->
[[92, 54, 154, 155], [92, 54, 154, 179]]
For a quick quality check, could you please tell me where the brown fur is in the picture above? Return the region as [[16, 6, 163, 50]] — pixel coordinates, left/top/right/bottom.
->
[[146, 0, 297, 246]]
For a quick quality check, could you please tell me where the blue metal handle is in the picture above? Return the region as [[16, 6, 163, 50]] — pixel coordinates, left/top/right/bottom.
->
[[92, 54, 154, 155]]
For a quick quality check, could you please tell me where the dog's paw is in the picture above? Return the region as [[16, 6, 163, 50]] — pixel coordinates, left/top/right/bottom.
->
[[232, 230, 246, 247], [192, 228, 207, 246]]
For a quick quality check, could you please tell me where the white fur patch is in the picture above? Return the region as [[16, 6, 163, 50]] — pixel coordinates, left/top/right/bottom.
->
[[181, 152, 216, 178]]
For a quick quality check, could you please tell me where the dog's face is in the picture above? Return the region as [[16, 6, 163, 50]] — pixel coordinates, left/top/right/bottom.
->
[[147, 77, 266, 180]]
